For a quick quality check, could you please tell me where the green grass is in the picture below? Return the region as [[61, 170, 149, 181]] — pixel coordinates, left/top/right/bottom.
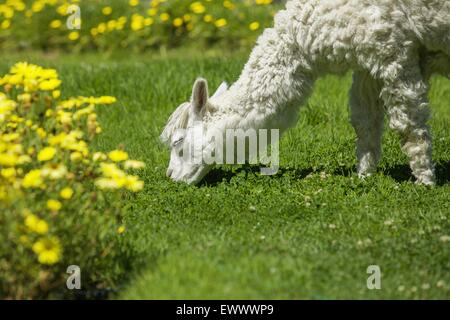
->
[[2, 52, 449, 299]]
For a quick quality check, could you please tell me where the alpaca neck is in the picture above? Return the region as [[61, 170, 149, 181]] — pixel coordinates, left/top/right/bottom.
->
[[215, 25, 314, 134]]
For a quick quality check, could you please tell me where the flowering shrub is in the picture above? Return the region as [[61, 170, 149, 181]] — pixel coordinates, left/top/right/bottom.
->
[[0, 0, 278, 52], [0, 62, 145, 299]]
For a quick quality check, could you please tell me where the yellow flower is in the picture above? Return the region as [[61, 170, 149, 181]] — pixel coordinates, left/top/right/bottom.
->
[[223, 1, 235, 10], [117, 225, 126, 234], [190, 2, 206, 14], [70, 151, 83, 162], [38, 147, 56, 161], [41, 163, 67, 180], [131, 15, 144, 31], [215, 18, 227, 28], [52, 90, 61, 99], [108, 150, 128, 162], [35, 220, 49, 235], [36, 127, 47, 139], [22, 169, 43, 188], [147, 8, 157, 16], [249, 21, 260, 31], [100, 162, 125, 178], [39, 79, 61, 91], [173, 18, 183, 27], [24, 214, 38, 230], [0, 153, 18, 167], [32, 237, 61, 265], [17, 93, 31, 103], [95, 178, 120, 189], [160, 13, 170, 22], [102, 6, 112, 15], [97, 96, 116, 104], [1, 20, 11, 30], [124, 160, 146, 169], [256, 0, 273, 4], [60, 187, 74, 200], [1, 167, 16, 179], [47, 199, 62, 212], [50, 20, 62, 29], [124, 175, 144, 192], [144, 18, 154, 26], [25, 213, 49, 235], [68, 31, 80, 41], [19, 235, 29, 245], [203, 14, 213, 23], [129, 0, 139, 7], [93, 152, 107, 161]]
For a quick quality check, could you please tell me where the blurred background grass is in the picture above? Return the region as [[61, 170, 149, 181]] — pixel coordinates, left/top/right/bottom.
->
[[0, 0, 281, 53]]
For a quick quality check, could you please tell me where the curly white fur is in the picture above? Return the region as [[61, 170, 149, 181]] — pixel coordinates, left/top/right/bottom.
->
[[162, 0, 450, 185]]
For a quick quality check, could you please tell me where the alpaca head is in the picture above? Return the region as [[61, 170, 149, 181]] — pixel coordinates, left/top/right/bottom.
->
[[160, 78, 228, 184]]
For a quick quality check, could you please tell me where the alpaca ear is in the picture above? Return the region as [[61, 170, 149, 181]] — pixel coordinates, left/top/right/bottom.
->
[[191, 78, 209, 113]]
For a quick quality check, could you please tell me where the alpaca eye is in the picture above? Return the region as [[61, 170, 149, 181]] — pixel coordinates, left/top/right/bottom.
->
[[173, 138, 184, 147]]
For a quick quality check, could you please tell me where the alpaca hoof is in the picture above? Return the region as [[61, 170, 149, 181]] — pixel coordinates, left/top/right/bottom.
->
[[357, 171, 373, 179], [415, 177, 435, 186]]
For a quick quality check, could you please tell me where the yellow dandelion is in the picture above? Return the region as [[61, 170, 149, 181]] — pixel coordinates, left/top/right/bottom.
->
[[190, 2, 206, 14], [102, 6, 112, 15], [60, 187, 74, 200], [70, 151, 83, 162], [173, 18, 183, 27], [95, 178, 120, 190], [37, 146, 56, 161], [22, 169, 43, 188], [41, 163, 67, 180], [32, 237, 61, 265], [124, 160, 146, 169], [1, 20, 11, 30], [35, 220, 49, 235], [93, 152, 107, 161], [129, 0, 139, 7], [39, 79, 61, 91], [97, 96, 117, 104], [36, 127, 47, 139], [50, 20, 62, 29], [108, 150, 129, 162], [52, 90, 61, 99], [249, 21, 260, 31], [68, 31, 80, 41], [124, 175, 144, 192], [160, 13, 170, 22], [215, 18, 227, 28], [47, 199, 62, 212], [117, 225, 126, 234], [25, 213, 49, 235], [1, 167, 16, 179]]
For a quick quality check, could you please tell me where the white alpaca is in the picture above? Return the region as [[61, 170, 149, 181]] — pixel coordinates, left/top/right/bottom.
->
[[161, 0, 450, 185]]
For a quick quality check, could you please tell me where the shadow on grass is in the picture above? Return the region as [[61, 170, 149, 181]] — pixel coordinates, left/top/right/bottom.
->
[[200, 161, 450, 186], [200, 165, 314, 187], [383, 161, 450, 186]]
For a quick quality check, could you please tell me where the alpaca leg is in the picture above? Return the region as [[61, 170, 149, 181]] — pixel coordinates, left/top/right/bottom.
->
[[350, 71, 384, 177], [381, 67, 435, 185]]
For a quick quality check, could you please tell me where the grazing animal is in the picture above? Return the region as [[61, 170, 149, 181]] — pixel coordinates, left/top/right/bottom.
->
[[161, 0, 450, 185]]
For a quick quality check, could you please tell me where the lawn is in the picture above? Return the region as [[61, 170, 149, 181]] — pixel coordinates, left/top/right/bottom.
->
[[2, 51, 449, 299]]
